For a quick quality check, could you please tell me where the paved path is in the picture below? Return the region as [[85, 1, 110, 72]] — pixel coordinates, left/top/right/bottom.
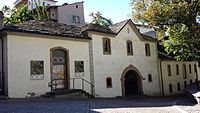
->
[[0, 96, 191, 113]]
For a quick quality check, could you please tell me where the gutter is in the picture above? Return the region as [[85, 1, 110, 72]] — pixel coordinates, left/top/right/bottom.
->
[[0, 37, 3, 94]]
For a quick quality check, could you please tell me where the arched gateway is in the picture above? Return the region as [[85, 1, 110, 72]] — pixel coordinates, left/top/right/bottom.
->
[[121, 65, 143, 96]]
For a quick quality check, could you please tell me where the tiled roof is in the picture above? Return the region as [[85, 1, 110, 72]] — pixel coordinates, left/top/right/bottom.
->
[[109, 20, 129, 34], [4, 20, 90, 39], [82, 24, 115, 35]]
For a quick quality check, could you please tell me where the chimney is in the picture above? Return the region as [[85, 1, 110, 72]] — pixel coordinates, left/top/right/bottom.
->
[[0, 11, 4, 30]]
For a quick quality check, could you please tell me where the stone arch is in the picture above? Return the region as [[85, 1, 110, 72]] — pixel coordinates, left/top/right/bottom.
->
[[50, 46, 70, 89], [121, 65, 143, 96]]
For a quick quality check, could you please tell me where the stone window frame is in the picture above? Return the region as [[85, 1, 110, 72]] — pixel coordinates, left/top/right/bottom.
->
[[177, 82, 181, 91], [167, 65, 171, 76], [169, 84, 173, 93], [30, 60, 44, 80], [74, 61, 85, 76], [145, 43, 151, 56], [106, 77, 112, 88], [126, 40, 133, 55], [102, 37, 111, 55], [72, 15, 80, 23], [176, 64, 179, 75], [148, 74, 152, 82], [189, 64, 192, 73], [184, 81, 187, 88], [183, 64, 187, 79]]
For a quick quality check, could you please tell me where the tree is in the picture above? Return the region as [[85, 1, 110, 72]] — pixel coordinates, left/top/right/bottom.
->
[[89, 11, 113, 26], [1, 5, 11, 16], [3, 2, 49, 25], [131, 0, 200, 61]]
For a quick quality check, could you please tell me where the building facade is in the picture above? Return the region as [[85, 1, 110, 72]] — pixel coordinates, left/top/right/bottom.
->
[[47, 2, 85, 26], [0, 12, 199, 98], [14, 0, 57, 10]]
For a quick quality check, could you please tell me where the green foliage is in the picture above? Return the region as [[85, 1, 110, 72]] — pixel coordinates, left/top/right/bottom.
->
[[2, 2, 49, 25], [89, 11, 113, 26], [131, 0, 200, 61]]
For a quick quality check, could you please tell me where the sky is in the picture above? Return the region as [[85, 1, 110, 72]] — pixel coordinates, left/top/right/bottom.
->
[[0, 0, 132, 23]]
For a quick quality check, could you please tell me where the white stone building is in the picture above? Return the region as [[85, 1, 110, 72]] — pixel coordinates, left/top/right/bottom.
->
[[14, 0, 57, 10], [0, 11, 199, 98]]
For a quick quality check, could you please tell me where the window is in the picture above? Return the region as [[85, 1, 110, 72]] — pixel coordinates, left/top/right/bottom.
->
[[189, 64, 192, 73], [167, 65, 171, 76], [76, 5, 79, 8], [127, 27, 130, 34], [75, 61, 84, 76], [148, 74, 152, 82], [102, 38, 111, 54], [176, 64, 179, 75], [145, 43, 151, 56], [126, 40, 133, 55], [183, 64, 187, 79], [177, 82, 180, 91], [184, 81, 187, 88], [194, 64, 197, 73], [30, 60, 44, 80], [43, 2, 45, 5], [72, 15, 80, 23], [169, 84, 173, 93], [106, 77, 112, 88]]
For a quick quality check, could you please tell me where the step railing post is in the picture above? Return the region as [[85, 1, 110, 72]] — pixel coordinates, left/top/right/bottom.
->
[[73, 78, 75, 89], [82, 79, 84, 90]]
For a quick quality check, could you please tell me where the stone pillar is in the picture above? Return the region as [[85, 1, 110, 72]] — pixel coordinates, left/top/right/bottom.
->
[[0, 11, 4, 30]]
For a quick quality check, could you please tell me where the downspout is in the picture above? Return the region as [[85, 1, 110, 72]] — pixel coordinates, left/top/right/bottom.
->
[[160, 59, 164, 96]]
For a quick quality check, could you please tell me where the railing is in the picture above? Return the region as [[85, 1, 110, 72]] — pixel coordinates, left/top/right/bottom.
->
[[48, 78, 94, 94]]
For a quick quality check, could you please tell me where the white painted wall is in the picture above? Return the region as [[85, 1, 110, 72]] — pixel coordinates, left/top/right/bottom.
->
[[6, 33, 91, 98], [89, 22, 161, 97], [0, 39, 2, 91], [161, 61, 198, 95], [28, 0, 56, 10]]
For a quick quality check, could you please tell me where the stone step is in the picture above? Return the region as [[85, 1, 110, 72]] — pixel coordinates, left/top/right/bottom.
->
[[42, 89, 94, 98]]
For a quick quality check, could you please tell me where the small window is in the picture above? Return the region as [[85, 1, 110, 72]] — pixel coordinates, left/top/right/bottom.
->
[[148, 74, 152, 82], [126, 40, 133, 55], [30, 60, 44, 80], [52, 13, 54, 17], [127, 27, 130, 34], [76, 5, 79, 8], [176, 64, 179, 75], [190, 79, 193, 84], [169, 84, 173, 93], [183, 64, 187, 79], [145, 43, 151, 56], [43, 2, 45, 5], [194, 64, 197, 73], [177, 82, 180, 91], [184, 81, 187, 88], [72, 15, 80, 23], [102, 38, 111, 54], [106, 77, 112, 88], [75, 61, 84, 76], [189, 64, 192, 73], [167, 65, 171, 76]]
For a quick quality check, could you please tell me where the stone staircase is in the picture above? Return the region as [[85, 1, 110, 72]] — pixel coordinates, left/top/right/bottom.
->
[[42, 89, 94, 99]]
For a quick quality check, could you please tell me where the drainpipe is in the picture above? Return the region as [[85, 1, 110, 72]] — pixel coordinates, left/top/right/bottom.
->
[[159, 60, 164, 96]]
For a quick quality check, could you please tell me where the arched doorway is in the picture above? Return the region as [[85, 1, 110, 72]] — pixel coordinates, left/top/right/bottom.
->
[[50, 47, 69, 90], [121, 65, 143, 96]]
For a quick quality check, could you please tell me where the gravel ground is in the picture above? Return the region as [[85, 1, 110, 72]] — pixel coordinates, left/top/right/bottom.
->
[[0, 96, 194, 113]]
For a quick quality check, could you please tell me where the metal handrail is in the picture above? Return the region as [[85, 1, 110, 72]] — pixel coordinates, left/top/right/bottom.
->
[[48, 77, 94, 94]]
